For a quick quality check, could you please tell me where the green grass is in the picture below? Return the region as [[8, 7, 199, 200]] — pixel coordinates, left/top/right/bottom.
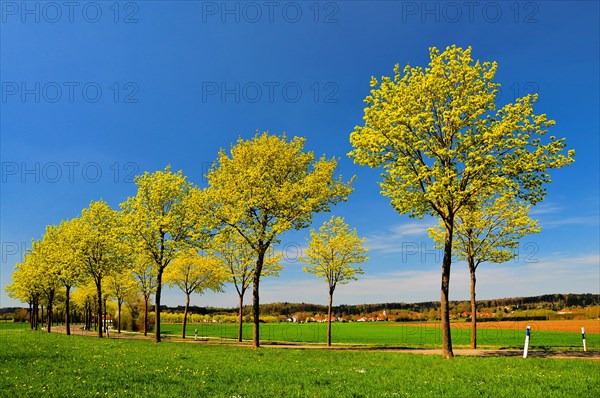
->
[[4, 321, 597, 350], [0, 322, 29, 330], [1, 327, 598, 397], [159, 322, 600, 350]]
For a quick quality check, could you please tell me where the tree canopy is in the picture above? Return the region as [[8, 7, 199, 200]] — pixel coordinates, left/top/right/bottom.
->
[[349, 45, 574, 357], [203, 131, 354, 347], [121, 166, 200, 342], [301, 216, 368, 346]]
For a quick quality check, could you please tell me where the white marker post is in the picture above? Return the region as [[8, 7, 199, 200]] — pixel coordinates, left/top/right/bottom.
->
[[523, 326, 531, 358], [582, 327, 587, 352]]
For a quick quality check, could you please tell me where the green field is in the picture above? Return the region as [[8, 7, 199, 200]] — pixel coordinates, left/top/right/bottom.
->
[[158, 322, 600, 350], [1, 326, 599, 397]]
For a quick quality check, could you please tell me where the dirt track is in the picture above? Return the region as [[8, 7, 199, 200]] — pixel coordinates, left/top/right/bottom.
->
[[47, 326, 599, 360]]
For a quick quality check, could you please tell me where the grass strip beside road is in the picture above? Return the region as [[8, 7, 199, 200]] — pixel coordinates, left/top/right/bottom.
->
[[1, 327, 599, 398]]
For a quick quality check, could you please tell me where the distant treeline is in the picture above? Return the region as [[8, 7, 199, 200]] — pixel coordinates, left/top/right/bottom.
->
[[161, 293, 599, 316], [164, 302, 330, 317], [0, 307, 23, 315], [3, 293, 597, 320]]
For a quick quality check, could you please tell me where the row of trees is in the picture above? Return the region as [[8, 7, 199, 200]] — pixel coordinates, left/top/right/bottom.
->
[[7, 133, 369, 348], [8, 45, 574, 357]]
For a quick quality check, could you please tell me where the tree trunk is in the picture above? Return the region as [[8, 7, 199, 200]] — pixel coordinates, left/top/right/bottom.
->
[[327, 290, 334, 347], [252, 250, 265, 348], [86, 301, 92, 330], [155, 268, 164, 343], [28, 301, 33, 329], [440, 224, 454, 358], [35, 298, 39, 330], [65, 286, 71, 336], [182, 293, 190, 339], [238, 293, 244, 343], [104, 297, 108, 337], [40, 305, 44, 329], [117, 299, 123, 334], [96, 282, 103, 338], [469, 261, 477, 349], [33, 300, 37, 330], [33, 298, 38, 330], [46, 290, 54, 333], [144, 295, 149, 337]]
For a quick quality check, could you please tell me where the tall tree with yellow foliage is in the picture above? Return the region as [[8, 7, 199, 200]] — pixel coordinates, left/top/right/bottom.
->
[[130, 255, 156, 336], [300, 216, 368, 346], [164, 250, 228, 338], [74, 201, 127, 338], [203, 132, 354, 348], [29, 232, 61, 333], [349, 45, 574, 358], [6, 251, 43, 330], [121, 166, 201, 342], [48, 219, 83, 335], [105, 270, 138, 334]]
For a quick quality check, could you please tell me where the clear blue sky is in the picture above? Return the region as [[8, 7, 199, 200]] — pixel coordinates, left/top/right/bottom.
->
[[1, 1, 598, 308]]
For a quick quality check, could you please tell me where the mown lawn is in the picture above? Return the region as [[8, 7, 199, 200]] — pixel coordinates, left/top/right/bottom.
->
[[1, 327, 598, 397], [159, 321, 600, 350]]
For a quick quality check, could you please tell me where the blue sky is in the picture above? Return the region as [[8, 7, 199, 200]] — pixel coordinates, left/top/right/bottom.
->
[[1, 1, 598, 309]]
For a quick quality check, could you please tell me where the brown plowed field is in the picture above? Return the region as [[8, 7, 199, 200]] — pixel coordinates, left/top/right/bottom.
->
[[404, 319, 600, 334]]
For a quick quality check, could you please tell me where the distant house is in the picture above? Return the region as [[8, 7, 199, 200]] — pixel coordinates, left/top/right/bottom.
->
[[358, 316, 377, 322], [310, 315, 339, 323], [461, 311, 492, 318]]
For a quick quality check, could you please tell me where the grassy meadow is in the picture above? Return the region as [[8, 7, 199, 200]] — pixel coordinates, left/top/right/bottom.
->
[[159, 321, 600, 350], [1, 325, 599, 397]]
